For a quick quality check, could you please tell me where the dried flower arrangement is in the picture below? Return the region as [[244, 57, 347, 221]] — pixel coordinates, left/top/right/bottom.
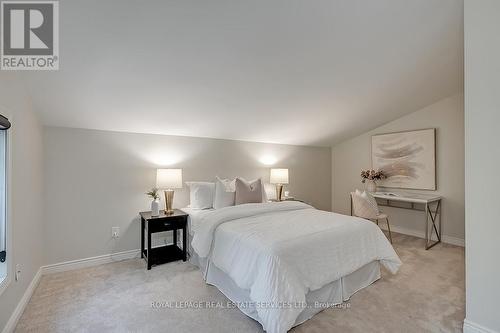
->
[[360, 169, 386, 183]]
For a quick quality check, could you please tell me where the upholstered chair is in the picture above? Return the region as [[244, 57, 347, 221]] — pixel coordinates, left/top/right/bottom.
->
[[350, 191, 393, 243]]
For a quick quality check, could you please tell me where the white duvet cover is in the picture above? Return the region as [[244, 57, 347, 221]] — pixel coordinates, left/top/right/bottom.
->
[[191, 201, 401, 333]]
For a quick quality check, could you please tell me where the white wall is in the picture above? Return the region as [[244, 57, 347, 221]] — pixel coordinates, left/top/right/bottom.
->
[[0, 73, 45, 330], [332, 94, 464, 243], [43, 127, 331, 265], [464, 1, 500, 332]]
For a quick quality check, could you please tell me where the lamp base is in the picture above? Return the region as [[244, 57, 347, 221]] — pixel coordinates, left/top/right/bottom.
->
[[275, 184, 284, 202], [164, 190, 174, 215]]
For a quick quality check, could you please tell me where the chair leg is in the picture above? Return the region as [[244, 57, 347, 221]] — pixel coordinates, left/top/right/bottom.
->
[[386, 217, 393, 244], [375, 219, 379, 226]]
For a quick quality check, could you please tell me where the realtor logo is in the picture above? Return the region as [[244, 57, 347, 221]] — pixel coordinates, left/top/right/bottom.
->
[[1, 1, 59, 70]]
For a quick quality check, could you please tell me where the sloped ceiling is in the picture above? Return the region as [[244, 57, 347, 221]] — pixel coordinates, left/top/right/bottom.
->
[[14, 0, 463, 146]]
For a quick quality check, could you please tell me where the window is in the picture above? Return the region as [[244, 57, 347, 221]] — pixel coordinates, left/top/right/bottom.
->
[[0, 114, 10, 285]]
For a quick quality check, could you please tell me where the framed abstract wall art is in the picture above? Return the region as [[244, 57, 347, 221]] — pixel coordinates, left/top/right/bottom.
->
[[371, 128, 436, 190]]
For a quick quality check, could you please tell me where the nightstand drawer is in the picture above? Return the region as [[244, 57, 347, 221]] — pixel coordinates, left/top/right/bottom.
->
[[148, 216, 186, 233]]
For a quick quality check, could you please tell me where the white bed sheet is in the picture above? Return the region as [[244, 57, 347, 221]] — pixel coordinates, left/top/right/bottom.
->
[[181, 207, 214, 236], [190, 202, 401, 333]]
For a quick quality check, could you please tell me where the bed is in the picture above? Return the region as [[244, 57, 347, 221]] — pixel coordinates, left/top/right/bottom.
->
[[183, 201, 401, 333]]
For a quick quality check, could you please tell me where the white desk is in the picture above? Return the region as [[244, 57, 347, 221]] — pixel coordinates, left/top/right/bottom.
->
[[352, 192, 442, 250]]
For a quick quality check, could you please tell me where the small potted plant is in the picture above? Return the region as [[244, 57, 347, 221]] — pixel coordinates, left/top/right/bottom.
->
[[360, 169, 386, 192], [146, 187, 160, 216]]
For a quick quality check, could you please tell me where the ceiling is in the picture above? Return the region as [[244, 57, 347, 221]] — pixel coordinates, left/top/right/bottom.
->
[[14, 0, 463, 146]]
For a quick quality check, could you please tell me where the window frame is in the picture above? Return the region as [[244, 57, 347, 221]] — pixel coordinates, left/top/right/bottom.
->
[[0, 110, 12, 296]]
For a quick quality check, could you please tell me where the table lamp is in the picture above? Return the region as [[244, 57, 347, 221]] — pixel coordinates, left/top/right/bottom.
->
[[270, 168, 289, 201], [156, 169, 183, 214]]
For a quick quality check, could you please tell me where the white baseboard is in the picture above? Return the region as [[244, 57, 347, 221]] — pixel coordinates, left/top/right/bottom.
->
[[442, 235, 465, 247], [41, 249, 141, 274], [2, 268, 42, 333], [464, 319, 499, 333], [2, 249, 141, 333], [379, 224, 465, 247]]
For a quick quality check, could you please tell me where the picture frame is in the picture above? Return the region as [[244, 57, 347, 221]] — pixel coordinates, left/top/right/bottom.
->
[[371, 128, 436, 190]]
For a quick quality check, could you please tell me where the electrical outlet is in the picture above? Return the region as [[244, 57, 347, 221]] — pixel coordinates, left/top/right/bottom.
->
[[112, 227, 120, 239], [15, 264, 21, 281]]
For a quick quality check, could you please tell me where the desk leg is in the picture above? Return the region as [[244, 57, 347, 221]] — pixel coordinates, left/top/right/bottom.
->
[[425, 203, 429, 247], [140, 218, 144, 258], [438, 200, 442, 243], [425, 200, 442, 250], [173, 229, 177, 247], [182, 226, 187, 262]]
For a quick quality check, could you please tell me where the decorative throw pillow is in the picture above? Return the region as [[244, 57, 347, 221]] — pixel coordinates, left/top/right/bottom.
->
[[213, 177, 236, 209], [235, 178, 264, 205], [186, 182, 215, 209], [360, 190, 380, 214], [352, 191, 376, 219]]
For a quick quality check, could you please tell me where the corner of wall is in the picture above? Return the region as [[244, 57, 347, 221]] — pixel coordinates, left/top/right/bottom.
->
[[0, 75, 46, 332]]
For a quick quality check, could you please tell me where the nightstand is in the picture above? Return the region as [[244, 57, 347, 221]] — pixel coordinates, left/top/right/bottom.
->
[[139, 209, 188, 270]]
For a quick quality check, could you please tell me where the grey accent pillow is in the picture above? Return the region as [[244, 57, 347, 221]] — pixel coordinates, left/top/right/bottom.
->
[[235, 178, 264, 205]]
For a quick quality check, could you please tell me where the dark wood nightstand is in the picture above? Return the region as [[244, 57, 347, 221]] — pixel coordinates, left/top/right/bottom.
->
[[139, 209, 188, 270]]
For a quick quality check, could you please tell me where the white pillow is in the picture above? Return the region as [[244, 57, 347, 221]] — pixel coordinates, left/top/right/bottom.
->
[[213, 177, 236, 209], [186, 182, 215, 209]]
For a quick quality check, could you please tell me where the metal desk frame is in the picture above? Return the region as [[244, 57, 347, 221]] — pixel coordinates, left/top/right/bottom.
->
[[351, 193, 442, 250]]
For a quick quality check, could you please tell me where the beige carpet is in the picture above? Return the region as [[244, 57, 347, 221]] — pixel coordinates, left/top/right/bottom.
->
[[15, 233, 465, 333]]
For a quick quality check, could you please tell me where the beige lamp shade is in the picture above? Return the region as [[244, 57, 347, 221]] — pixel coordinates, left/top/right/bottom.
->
[[156, 169, 183, 189], [270, 168, 289, 184]]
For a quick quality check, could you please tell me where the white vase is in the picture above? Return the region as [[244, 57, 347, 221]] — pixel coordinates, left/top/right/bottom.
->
[[365, 180, 377, 193], [151, 200, 160, 216]]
